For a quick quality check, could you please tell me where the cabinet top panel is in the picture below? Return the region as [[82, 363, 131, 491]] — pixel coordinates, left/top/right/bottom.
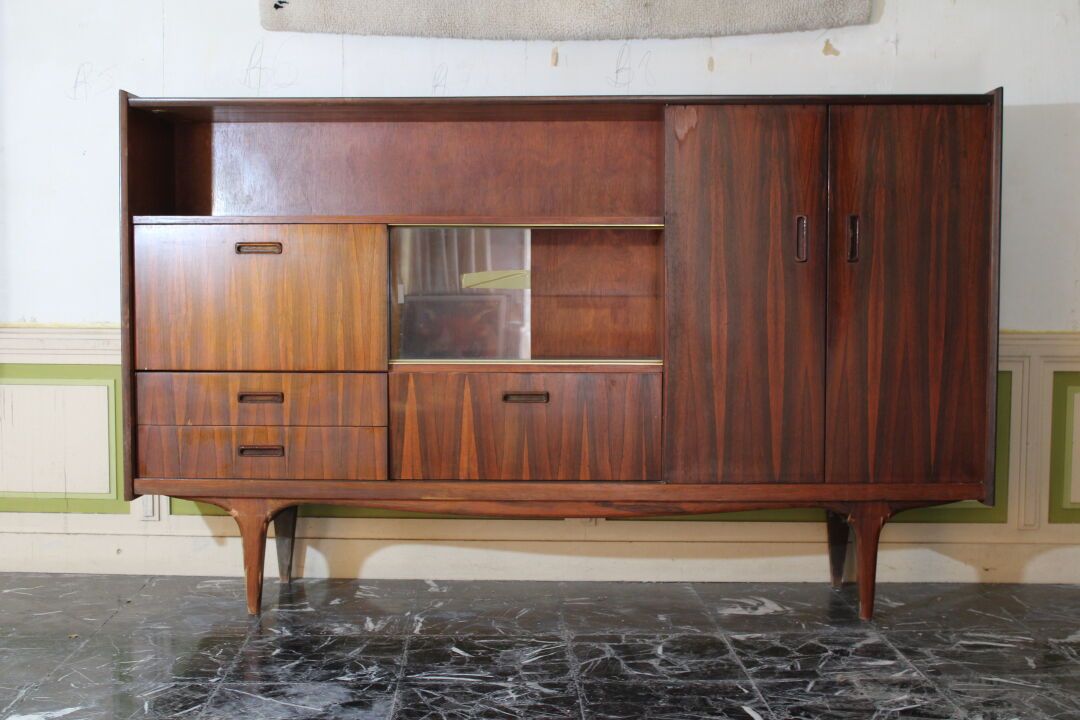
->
[[126, 91, 1000, 123]]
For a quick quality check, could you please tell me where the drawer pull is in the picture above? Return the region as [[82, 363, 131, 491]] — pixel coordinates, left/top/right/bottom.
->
[[237, 391, 285, 404], [502, 391, 550, 404], [235, 242, 283, 255], [238, 444, 285, 458], [794, 214, 808, 263], [846, 215, 860, 263]]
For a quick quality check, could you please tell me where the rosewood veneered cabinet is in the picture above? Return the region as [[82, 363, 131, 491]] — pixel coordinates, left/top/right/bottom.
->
[[120, 91, 1002, 619]]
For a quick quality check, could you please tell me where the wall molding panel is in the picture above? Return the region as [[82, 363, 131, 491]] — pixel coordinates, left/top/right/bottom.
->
[[0, 326, 122, 365], [1, 327, 1079, 581]]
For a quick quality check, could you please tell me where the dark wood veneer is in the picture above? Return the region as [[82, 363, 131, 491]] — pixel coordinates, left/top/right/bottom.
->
[[134, 224, 387, 371], [121, 91, 1002, 620], [391, 371, 662, 481], [137, 426, 387, 480], [664, 104, 828, 484], [137, 372, 387, 427], [826, 104, 995, 486], [136, 478, 985, 504]]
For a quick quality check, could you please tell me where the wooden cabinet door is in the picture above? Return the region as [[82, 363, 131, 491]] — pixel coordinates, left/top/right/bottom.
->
[[664, 105, 827, 483], [826, 104, 996, 485], [135, 224, 387, 371]]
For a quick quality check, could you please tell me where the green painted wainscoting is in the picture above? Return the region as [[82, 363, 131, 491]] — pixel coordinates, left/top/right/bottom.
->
[[174, 371, 1013, 525], [1049, 371, 1080, 523], [0, 364, 128, 514]]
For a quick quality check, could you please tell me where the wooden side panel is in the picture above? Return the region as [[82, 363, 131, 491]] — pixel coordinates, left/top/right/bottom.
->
[[121, 97, 178, 500], [178, 120, 663, 219], [531, 228, 662, 359], [137, 426, 387, 480], [390, 372, 662, 481], [663, 105, 828, 484], [826, 104, 995, 484], [137, 372, 388, 427], [134, 224, 387, 371]]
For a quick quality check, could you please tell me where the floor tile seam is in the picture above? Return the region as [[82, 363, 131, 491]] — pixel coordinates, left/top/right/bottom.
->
[[386, 633, 412, 719], [717, 632, 774, 719], [683, 582, 728, 636], [557, 608, 589, 720], [195, 610, 266, 718], [869, 627, 966, 716]]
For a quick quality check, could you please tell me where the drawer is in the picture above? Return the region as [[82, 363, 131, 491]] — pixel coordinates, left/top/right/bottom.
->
[[134, 224, 387, 371], [390, 371, 661, 481], [137, 426, 387, 480], [137, 372, 387, 427]]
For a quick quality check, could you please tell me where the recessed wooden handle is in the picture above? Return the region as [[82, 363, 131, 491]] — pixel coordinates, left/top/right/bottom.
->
[[238, 444, 285, 457], [235, 242, 282, 255], [847, 215, 860, 263], [237, 391, 285, 404], [795, 215, 808, 263], [502, 391, 550, 404]]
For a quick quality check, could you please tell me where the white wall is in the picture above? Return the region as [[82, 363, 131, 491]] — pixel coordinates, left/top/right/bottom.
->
[[0, 0, 1078, 327]]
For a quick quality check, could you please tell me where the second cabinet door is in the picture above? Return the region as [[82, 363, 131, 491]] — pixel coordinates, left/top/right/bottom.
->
[[826, 104, 995, 485], [664, 105, 828, 483]]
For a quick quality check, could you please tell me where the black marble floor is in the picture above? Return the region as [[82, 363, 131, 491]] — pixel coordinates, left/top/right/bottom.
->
[[1, 575, 1077, 719]]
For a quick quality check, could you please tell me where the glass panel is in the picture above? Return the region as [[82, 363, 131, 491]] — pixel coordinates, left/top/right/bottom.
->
[[390, 227, 531, 360]]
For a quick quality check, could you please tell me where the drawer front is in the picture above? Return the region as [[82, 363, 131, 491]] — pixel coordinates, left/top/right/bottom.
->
[[137, 372, 387, 427], [134, 224, 387, 371], [390, 372, 661, 481], [137, 426, 387, 480]]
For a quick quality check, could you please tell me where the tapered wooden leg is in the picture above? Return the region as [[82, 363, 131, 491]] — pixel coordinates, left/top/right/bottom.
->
[[273, 506, 299, 583], [187, 497, 293, 615], [848, 502, 893, 621], [825, 511, 850, 589]]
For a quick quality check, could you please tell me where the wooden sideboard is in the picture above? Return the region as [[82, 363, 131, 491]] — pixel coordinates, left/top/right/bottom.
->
[[120, 91, 1002, 619]]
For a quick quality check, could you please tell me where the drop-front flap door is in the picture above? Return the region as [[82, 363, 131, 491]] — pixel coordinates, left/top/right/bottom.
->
[[664, 105, 827, 484], [135, 224, 388, 371], [826, 104, 996, 485]]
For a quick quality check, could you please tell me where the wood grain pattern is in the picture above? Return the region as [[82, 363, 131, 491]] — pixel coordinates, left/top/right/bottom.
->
[[136, 478, 987, 504], [137, 426, 387, 480], [121, 91, 177, 500], [187, 497, 297, 614], [137, 372, 387, 427], [532, 297, 661, 360], [175, 121, 662, 219], [125, 94, 998, 126], [134, 224, 387, 371], [531, 228, 662, 359], [390, 372, 661, 481], [826, 104, 995, 485], [664, 105, 828, 484]]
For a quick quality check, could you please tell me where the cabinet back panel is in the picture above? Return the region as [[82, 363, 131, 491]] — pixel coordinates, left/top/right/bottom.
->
[[170, 120, 663, 218], [826, 104, 995, 485], [531, 228, 662, 359]]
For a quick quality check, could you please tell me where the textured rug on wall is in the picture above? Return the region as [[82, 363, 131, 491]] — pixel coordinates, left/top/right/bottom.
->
[[259, 0, 874, 40]]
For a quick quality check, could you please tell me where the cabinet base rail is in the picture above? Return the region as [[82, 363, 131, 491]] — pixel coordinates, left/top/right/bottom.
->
[[186, 496, 946, 620]]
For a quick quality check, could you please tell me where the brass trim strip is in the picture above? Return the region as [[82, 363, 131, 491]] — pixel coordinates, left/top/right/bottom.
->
[[389, 359, 664, 366]]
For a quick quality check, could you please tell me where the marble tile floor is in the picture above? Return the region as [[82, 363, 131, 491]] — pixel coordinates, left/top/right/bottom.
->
[[0, 574, 1077, 719]]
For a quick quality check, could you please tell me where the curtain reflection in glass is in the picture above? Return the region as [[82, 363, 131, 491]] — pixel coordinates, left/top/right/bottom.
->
[[391, 227, 531, 359]]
